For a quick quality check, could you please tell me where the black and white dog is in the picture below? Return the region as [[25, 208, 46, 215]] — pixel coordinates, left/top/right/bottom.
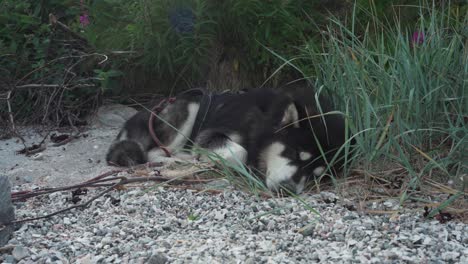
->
[[106, 85, 353, 194], [249, 82, 354, 194]]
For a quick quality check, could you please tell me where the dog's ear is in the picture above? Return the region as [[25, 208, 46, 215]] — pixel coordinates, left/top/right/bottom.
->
[[279, 103, 299, 128]]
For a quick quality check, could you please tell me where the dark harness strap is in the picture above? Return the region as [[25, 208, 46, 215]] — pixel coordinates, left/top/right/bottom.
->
[[148, 88, 212, 156]]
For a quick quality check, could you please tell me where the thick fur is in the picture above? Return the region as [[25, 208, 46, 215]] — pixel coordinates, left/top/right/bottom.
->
[[257, 128, 321, 194], [106, 91, 204, 166], [281, 81, 355, 170], [252, 81, 355, 193], [194, 87, 299, 165]]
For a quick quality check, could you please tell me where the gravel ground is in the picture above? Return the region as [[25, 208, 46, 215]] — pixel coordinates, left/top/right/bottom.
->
[[1, 123, 467, 263], [3, 184, 468, 263]]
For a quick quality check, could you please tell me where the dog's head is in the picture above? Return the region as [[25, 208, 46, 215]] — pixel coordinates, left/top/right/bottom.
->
[[258, 127, 326, 194], [106, 139, 147, 167]]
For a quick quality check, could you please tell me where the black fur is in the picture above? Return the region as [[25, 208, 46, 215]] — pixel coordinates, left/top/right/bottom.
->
[[280, 81, 355, 173], [194, 87, 298, 164], [106, 140, 147, 167], [106, 90, 205, 166]]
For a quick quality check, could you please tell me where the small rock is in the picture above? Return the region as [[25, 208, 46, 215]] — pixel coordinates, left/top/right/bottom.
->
[[441, 251, 460, 261], [343, 214, 357, 221], [22, 175, 34, 183], [101, 237, 112, 245], [63, 217, 71, 225], [214, 210, 226, 221], [31, 153, 44, 161], [75, 254, 93, 264], [383, 199, 400, 210], [298, 223, 315, 236], [147, 253, 168, 264], [12, 246, 30, 261], [3, 255, 15, 264]]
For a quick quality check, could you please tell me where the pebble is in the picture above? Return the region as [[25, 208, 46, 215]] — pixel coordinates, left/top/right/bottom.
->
[[12, 246, 30, 261], [147, 253, 168, 264], [63, 217, 71, 225], [3, 255, 15, 264]]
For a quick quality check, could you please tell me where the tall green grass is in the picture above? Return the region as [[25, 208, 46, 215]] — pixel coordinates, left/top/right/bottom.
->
[[297, 3, 467, 198]]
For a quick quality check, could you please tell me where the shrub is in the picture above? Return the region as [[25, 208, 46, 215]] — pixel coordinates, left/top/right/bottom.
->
[[83, 0, 351, 92], [0, 1, 110, 126]]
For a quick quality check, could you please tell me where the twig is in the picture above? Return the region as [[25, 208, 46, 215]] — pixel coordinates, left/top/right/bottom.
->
[[10, 162, 164, 201], [15, 84, 61, 89], [7, 174, 212, 225], [14, 83, 95, 90], [25, 146, 46, 156], [6, 160, 225, 225], [49, 13, 91, 47], [6, 91, 16, 132], [51, 135, 78, 147], [11, 171, 122, 201], [5, 91, 26, 144], [8, 180, 120, 225]]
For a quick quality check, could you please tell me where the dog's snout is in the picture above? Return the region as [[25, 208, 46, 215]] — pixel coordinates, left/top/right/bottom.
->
[[277, 180, 298, 194]]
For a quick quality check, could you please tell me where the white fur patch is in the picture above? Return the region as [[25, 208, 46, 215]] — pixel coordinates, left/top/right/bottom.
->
[[262, 142, 299, 192], [313, 166, 325, 176], [147, 148, 194, 164], [299, 151, 312, 161], [117, 129, 128, 141], [207, 139, 248, 165], [147, 148, 169, 162], [146, 102, 199, 162], [296, 177, 307, 194], [166, 102, 200, 151], [228, 133, 242, 144], [281, 103, 299, 128]]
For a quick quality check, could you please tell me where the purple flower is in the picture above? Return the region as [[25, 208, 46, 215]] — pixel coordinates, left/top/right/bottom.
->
[[79, 0, 90, 27], [411, 31, 425, 46], [80, 12, 90, 27]]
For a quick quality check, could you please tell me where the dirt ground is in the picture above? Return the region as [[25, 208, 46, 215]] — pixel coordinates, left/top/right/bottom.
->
[[0, 126, 119, 187]]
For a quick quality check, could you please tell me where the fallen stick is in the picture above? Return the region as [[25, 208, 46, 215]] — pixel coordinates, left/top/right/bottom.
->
[[11, 162, 163, 201], [7, 175, 178, 225], [6, 161, 227, 225]]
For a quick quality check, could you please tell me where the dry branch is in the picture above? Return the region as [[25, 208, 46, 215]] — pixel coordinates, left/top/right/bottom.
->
[[6, 162, 221, 225], [49, 13, 91, 48]]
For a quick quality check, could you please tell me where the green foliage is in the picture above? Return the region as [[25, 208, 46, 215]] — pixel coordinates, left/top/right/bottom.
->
[[213, 0, 325, 72], [294, 2, 467, 198], [94, 69, 123, 93], [83, 0, 347, 89], [0, 1, 108, 125], [0, 1, 80, 79], [84, 0, 215, 85]]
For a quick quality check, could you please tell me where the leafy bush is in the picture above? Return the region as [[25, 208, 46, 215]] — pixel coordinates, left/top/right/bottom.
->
[[83, 0, 351, 91], [0, 1, 109, 126], [0, 1, 81, 80]]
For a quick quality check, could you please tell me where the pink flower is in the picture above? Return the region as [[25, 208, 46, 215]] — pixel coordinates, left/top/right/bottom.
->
[[79, 0, 90, 27], [411, 31, 425, 46], [80, 12, 90, 27]]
